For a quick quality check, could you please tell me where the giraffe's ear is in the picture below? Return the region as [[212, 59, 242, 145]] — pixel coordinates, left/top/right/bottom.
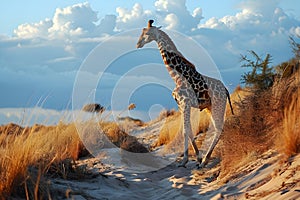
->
[[157, 26, 162, 30]]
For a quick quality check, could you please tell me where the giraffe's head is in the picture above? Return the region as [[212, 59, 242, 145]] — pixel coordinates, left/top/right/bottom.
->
[[136, 20, 161, 48]]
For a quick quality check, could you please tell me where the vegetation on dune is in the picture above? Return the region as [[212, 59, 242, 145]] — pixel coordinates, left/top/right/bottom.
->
[[275, 67, 300, 157], [220, 66, 300, 179], [220, 36, 300, 178]]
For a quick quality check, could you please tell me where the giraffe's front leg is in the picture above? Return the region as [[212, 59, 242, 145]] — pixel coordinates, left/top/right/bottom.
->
[[177, 104, 191, 167]]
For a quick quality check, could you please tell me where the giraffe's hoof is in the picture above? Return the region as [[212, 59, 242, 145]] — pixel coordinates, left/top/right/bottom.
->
[[177, 163, 187, 168], [197, 163, 205, 169], [177, 157, 188, 167], [196, 156, 202, 164], [197, 159, 208, 169]]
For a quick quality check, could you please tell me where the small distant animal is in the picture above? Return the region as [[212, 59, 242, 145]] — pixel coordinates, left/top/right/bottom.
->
[[82, 103, 105, 113]]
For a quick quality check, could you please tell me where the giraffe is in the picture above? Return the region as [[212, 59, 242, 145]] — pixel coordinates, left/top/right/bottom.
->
[[136, 20, 234, 168]]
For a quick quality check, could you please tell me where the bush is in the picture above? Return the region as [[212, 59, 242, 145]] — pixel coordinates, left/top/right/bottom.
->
[[240, 50, 275, 90]]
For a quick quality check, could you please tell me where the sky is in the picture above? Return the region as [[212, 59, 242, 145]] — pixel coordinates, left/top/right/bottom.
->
[[0, 0, 300, 124]]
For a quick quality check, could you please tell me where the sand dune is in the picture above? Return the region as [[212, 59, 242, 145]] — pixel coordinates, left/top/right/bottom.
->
[[48, 121, 300, 200]]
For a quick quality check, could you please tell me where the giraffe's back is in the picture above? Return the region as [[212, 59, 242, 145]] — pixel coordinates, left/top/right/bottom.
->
[[175, 64, 212, 109]]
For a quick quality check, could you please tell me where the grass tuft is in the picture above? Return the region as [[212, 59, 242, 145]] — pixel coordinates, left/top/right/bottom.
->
[[278, 69, 300, 157]]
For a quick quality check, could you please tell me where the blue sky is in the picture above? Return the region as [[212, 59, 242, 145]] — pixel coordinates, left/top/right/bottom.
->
[[0, 0, 300, 123]]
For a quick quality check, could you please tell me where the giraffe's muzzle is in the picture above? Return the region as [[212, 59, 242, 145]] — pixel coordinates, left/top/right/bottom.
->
[[136, 41, 144, 48], [136, 37, 146, 48]]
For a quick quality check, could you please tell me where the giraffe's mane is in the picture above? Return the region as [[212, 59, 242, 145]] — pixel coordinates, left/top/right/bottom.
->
[[180, 55, 196, 69], [158, 29, 196, 70], [158, 30, 178, 51]]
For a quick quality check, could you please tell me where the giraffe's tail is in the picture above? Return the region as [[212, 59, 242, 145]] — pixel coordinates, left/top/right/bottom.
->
[[225, 88, 234, 115]]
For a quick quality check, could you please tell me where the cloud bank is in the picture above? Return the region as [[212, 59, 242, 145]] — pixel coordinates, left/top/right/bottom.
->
[[0, 0, 299, 122]]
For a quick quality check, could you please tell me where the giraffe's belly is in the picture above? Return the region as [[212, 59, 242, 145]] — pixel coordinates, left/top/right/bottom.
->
[[197, 99, 211, 110], [190, 88, 211, 109], [173, 86, 211, 110]]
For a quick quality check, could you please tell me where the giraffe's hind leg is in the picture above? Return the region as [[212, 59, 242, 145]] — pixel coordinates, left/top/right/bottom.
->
[[198, 100, 226, 168], [191, 139, 202, 163], [198, 129, 221, 168]]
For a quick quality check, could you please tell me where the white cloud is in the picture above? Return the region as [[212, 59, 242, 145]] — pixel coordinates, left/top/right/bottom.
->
[[195, 0, 299, 70], [117, 3, 144, 23], [114, 0, 203, 32], [116, 3, 153, 30], [51, 3, 97, 31], [154, 0, 203, 32], [200, 0, 299, 35], [14, 18, 53, 38], [49, 2, 98, 38], [192, 7, 203, 19], [13, 2, 115, 39], [164, 13, 179, 30], [5, 3, 118, 74], [199, 17, 225, 29], [200, 8, 266, 32], [237, 0, 280, 18]]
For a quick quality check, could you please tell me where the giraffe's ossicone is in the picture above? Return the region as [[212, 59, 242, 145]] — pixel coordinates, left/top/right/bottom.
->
[[137, 20, 234, 168]]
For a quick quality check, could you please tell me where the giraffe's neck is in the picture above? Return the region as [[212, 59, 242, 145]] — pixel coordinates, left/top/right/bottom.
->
[[155, 30, 196, 83]]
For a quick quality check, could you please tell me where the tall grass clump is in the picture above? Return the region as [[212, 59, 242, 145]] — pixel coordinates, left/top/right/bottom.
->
[[98, 121, 148, 153], [276, 68, 300, 158], [220, 52, 300, 179], [0, 122, 83, 199], [219, 87, 274, 179], [282, 89, 300, 157]]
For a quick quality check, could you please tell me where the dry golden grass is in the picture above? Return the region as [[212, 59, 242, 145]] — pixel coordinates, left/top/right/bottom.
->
[[281, 89, 300, 156], [151, 108, 211, 154], [0, 119, 148, 199], [220, 68, 300, 179], [276, 69, 300, 157], [0, 122, 83, 199], [99, 121, 148, 153], [219, 87, 277, 178], [151, 111, 181, 148]]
